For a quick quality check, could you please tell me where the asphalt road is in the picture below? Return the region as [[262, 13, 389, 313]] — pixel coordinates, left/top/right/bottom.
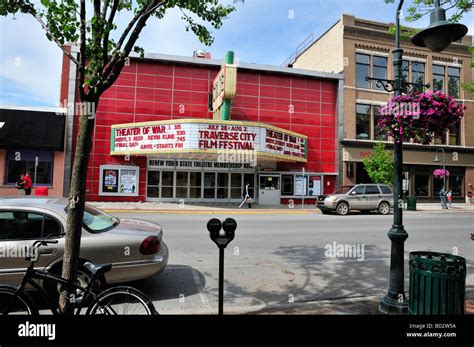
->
[[113, 211, 474, 314]]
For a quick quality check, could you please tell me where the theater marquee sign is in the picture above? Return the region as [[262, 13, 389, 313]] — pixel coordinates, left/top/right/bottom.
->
[[110, 119, 307, 162]]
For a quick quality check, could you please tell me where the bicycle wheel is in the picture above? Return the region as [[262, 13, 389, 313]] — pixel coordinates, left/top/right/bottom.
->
[[86, 287, 157, 315], [0, 285, 38, 315]]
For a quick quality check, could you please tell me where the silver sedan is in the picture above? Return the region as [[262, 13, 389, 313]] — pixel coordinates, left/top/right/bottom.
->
[[0, 197, 168, 290]]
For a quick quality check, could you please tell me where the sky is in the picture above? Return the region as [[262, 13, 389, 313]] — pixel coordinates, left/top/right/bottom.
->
[[0, 0, 472, 107]]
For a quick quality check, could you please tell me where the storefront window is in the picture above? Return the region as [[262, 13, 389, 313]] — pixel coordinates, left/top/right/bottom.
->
[[356, 104, 371, 140], [176, 172, 188, 198], [217, 173, 228, 199], [189, 172, 202, 199], [414, 175, 429, 196], [204, 172, 216, 199], [356, 53, 370, 89], [147, 171, 160, 198], [243, 173, 255, 198], [450, 175, 463, 197], [281, 175, 294, 195], [308, 176, 321, 196], [231, 173, 242, 199], [161, 171, 174, 198], [433, 176, 443, 197], [6, 150, 53, 185]]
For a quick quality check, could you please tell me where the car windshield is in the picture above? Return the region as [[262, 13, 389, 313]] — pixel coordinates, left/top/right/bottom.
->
[[333, 186, 354, 194], [65, 204, 119, 233]]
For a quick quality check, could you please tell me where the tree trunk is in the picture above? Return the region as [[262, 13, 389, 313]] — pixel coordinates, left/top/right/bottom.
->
[[59, 98, 98, 314]]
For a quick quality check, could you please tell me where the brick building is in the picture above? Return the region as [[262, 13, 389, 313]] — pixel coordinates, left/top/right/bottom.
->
[[291, 14, 474, 202], [60, 49, 343, 204]]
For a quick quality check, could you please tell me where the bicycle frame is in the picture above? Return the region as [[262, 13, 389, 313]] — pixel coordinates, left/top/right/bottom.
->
[[10, 260, 99, 315]]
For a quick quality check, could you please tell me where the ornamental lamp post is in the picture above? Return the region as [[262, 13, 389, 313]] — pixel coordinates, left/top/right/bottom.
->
[[375, 0, 467, 314], [434, 148, 448, 209]]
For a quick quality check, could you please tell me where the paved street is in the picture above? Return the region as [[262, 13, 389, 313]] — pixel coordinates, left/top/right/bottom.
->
[[112, 211, 474, 314]]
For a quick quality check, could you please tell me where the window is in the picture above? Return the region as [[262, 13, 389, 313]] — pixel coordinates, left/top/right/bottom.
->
[[447, 67, 460, 98], [449, 175, 463, 197], [80, 205, 118, 233], [432, 65, 445, 91], [0, 211, 62, 240], [6, 150, 53, 186], [380, 185, 392, 194], [350, 186, 365, 195], [412, 62, 425, 86], [402, 60, 410, 82], [356, 104, 371, 140], [449, 123, 461, 146], [190, 172, 202, 198], [365, 185, 381, 194], [372, 56, 387, 91], [282, 175, 294, 195], [356, 54, 370, 89], [434, 132, 447, 145], [414, 175, 429, 197]]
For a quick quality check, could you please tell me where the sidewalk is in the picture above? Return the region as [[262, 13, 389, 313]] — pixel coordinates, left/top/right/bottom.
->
[[89, 201, 474, 214], [243, 296, 474, 315]]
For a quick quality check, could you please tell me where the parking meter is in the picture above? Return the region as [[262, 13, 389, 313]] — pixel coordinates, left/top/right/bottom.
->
[[207, 217, 237, 315]]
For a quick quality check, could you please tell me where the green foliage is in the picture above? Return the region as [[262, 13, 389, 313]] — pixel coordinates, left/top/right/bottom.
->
[[363, 143, 394, 185], [388, 24, 420, 41], [0, 0, 235, 99]]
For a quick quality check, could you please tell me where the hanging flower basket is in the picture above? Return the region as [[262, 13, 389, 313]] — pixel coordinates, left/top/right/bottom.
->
[[376, 90, 465, 144], [433, 169, 450, 179]]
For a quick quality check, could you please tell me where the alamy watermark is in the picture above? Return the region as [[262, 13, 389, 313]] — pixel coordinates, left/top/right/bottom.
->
[[57, 99, 96, 119], [0, 244, 38, 261], [324, 241, 365, 261], [217, 149, 257, 167], [379, 101, 421, 120]]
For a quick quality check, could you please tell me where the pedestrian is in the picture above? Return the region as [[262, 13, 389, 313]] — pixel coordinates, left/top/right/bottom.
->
[[23, 172, 33, 196], [15, 174, 26, 195], [239, 182, 252, 208], [447, 189, 453, 208], [439, 187, 447, 209]]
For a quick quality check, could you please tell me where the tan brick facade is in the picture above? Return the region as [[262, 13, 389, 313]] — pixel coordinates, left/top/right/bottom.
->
[[293, 14, 473, 201]]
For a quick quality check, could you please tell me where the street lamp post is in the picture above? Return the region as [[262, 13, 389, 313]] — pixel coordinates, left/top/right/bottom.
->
[[367, 0, 467, 314], [434, 148, 447, 209]]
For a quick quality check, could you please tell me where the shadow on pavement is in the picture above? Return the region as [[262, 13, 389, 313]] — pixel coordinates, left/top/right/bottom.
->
[[118, 264, 206, 302]]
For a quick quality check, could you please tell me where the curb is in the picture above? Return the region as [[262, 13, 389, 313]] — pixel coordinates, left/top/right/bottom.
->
[[103, 209, 316, 214]]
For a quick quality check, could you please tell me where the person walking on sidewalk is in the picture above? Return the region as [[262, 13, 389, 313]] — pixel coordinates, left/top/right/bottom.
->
[[439, 187, 447, 209], [23, 172, 33, 196], [15, 174, 26, 195], [239, 182, 252, 208], [447, 189, 453, 208]]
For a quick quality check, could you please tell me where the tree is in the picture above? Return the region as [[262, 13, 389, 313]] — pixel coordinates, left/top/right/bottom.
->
[[0, 0, 235, 314], [363, 143, 394, 185]]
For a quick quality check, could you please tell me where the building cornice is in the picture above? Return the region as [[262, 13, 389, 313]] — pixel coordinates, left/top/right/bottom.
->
[[344, 26, 471, 56]]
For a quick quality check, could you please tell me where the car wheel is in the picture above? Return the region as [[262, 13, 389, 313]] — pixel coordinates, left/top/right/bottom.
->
[[378, 202, 390, 215], [44, 263, 96, 303], [336, 202, 349, 216]]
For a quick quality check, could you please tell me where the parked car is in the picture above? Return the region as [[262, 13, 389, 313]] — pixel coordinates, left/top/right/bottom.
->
[[316, 184, 393, 215], [0, 197, 168, 292]]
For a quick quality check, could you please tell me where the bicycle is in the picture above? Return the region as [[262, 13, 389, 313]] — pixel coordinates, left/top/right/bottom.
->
[[0, 239, 158, 315]]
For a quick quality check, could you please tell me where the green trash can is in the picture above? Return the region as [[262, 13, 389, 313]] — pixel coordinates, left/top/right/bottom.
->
[[409, 252, 466, 315], [407, 196, 416, 211]]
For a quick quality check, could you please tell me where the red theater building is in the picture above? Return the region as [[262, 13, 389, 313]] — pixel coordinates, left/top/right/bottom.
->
[[60, 49, 343, 205]]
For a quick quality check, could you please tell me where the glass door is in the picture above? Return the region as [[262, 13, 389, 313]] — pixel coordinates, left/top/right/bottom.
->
[[161, 171, 174, 198], [231, 173, 243, 199], [204, 172, 216, 199], [176, 171, 189, 199], [217, 173, 229, 199], [189, 172, 202, 199], [147, 171, 160, 199]]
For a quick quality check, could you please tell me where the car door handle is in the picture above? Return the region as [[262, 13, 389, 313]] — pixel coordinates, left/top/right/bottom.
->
[[39, 248, 54, 255]]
